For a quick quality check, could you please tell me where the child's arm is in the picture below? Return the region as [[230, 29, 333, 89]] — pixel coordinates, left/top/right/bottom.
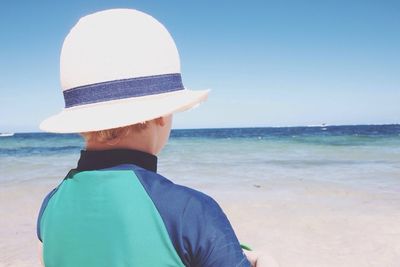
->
[[183, 195, 251, 266]]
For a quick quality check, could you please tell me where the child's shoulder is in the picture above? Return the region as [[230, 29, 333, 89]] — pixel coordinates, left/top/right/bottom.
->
[[130, 164, 218, 209]]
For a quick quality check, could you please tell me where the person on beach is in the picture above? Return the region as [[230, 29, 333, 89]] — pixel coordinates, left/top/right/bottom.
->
[[37, 9, 260, 267]]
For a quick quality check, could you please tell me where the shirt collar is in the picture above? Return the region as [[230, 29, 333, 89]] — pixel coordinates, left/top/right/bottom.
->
[[76, 149, 158, 173]]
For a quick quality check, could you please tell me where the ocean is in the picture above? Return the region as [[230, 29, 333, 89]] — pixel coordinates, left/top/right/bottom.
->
[[1, 124, 400, 193]]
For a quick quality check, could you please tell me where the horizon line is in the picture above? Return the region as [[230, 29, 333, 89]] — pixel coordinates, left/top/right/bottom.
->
[[5, 123, 400, 134]]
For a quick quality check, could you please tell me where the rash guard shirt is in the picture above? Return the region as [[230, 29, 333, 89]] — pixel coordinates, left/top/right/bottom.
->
[[37, 149, 250, 267]]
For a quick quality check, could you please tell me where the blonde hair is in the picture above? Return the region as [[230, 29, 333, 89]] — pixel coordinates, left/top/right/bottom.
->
[[81, 122, 148, 143]]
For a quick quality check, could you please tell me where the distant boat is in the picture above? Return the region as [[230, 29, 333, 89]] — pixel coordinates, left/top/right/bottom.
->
[[320, 123, 328, 131], [0, 132, 14, 137]]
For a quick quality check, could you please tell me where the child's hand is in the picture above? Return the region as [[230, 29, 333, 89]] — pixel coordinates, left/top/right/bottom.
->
[[244, 250, 280, 267], [244, 250, 258, 266]]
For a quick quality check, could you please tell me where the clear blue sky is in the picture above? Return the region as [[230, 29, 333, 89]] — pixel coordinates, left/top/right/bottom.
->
[[0, 0, 399, 132]]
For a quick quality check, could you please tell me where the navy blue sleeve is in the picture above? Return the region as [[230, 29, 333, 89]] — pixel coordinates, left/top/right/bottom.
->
[[36, 188, 58, 242], [182, 193, 250, 267], [131, 166, 250, 267]]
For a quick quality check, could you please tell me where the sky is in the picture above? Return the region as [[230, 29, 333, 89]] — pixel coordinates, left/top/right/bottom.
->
[[0, 0, 399, 132]]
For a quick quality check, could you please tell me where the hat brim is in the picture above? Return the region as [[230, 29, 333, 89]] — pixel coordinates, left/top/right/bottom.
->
[[40, 89, 209, 133]]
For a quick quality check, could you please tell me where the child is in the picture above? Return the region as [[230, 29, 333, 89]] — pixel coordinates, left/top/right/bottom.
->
[[37, 9, 255, 267]]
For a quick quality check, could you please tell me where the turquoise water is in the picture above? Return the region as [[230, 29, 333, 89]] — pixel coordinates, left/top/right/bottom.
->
[[1, 125, 400, 192]]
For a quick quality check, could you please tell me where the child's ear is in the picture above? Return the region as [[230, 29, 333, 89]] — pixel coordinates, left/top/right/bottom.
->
[[154, 117, 166, 127]]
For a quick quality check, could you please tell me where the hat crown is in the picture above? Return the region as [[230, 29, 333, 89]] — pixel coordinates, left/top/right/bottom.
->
[[60, 9, 180, 91], [40, 8, 208, 133]]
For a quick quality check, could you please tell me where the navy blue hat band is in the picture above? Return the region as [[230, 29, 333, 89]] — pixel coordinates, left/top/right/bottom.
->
[[63, 73, 184, 108]]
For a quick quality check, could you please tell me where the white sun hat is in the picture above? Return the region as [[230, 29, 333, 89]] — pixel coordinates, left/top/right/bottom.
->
[[40, 8, 209, 133]]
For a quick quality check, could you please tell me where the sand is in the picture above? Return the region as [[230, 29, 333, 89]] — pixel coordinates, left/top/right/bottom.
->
[[1, 176, 400, 267]]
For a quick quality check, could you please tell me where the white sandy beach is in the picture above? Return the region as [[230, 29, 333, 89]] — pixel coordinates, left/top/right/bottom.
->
[[1, 173, 399, 267]]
